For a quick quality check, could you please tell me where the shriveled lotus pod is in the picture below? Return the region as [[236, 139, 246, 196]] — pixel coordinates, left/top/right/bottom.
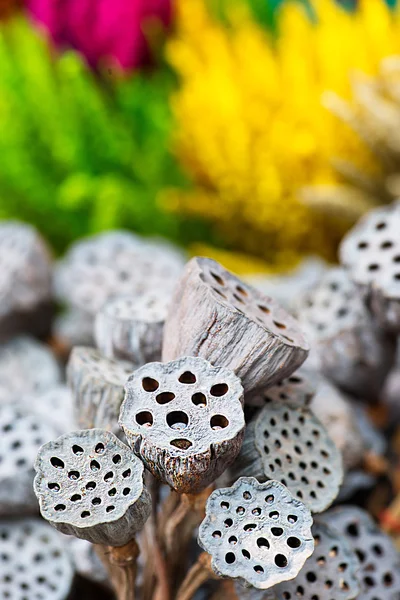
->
[[55, 230, 185, 316], [53, 309, 95, 350], [95, 292, 170, 365], [67, 346, 133, 434], [0, 517, 74, 600], [119, 356, 245, 493], [294, 267, 395, 400], [198, 477, 314, 590], [0, 404, 57, 516], [246, 365, 317, 410], [0, 221, 53, 340], [162, 257, 309, 393], [231, 402, 343, 513], [320, 506, 400, 599], [340, 200, 400, 333], [34, 429, 151, 546]]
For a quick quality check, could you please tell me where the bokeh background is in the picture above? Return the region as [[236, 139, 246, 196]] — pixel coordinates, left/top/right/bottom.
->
[[1, 0, 399, 273]]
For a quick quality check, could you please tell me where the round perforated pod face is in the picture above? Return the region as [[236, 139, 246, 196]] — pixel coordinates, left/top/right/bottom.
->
[[319, 506, 400, 600], [34, 429, 151, 547], [119, 356, 245, 493], [246, 366, 317, 410], [198, 477, 314, 590], [0, 404, 57, 516], [67, 346, 133, 434], [340, 200, 400, 333], [232, 402, 343, 513], [0, 518, 74, 600], [294, 267, 396, 399], [95, 292, 170, 365], [162, 257, 309, 394]]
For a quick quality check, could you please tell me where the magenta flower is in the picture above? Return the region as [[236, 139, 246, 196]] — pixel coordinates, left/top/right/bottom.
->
[[28, 0, 172, 71]]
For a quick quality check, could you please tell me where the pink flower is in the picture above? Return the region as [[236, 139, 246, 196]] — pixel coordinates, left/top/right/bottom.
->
[[28, 0, 172, 71]]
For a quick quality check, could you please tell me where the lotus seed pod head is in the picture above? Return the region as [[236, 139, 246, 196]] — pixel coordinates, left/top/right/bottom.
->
[[53, 309, 95, 350], [162, 257, 309, 393], [67, 346, 133, 434], [119, 356, 245, 493], [0, 518, 74, 600], [95, 292, 170, 365], [231, 402, 343, 513], [34, 429, 151, 546], [340, 200, 400, 333], [0, 403, 58, 516], [294, 267, 396, 400], [319, 505, 400, 599], [198, 477, 314, 590]]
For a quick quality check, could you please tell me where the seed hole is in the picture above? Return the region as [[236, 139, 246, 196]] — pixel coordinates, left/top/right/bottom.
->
[[233, 293, 244, 304], [243, 491, 252, 500], [90, 460, 100, 471], [68, 470, 80, 480], [265, 495, 274, 504], [271, 527, 283, 536], [92, 498, 102, 506], [211, 271, 224, 286], [258, 304, 270, 313], [108, 488, 117, 497], [123, 488, 131, 496], [224, 519, 233, 528], [225, 552, 236, 564], [192, 393, 207, 407], [275, 554, 288, 568], [212, 531, 221, 539], [368, 264, 380, 271], [254, 565, 264, 574], [72, 445, 84, 455], [86, 481, 97, 490], [70, 494, 81, 502], [95, 443, 105, 454], [358, 241, 368, 249], [229, 536, 237, 545], [48, 483, 60, 492], [242, 549, 251, 559], [210, 383, 229, 397], [136, 411, 153, 427], [106, 506, 115, 513], [269, 511, 279, 519], [112, 454, 121, 465], [273, 321, 286, 330], [142, 377, 159, 392], [244, 524, 256, 532], [376, 221, 386, 230], [50, 457, 64, 469], [257, 537, 270, 549], [381, 241, 393, 249], [170, 438, 192, 450], [236, 506, 245, 515], [221, 501, 229, 509], [156, 392, 175, 405], [167, 411, 189, 430], [54, 504, 66, 512], [104, 472, 113, 483], [287, 537, 301, 548], [210, 415, 229, 430], [178, 371, 196, 384]]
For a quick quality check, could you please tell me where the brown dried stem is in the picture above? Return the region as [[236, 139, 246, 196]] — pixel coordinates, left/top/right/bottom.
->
[[95, 538, 139, 600], [175, 552, 218, 600]]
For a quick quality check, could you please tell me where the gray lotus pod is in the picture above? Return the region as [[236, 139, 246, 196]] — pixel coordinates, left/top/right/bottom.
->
[[119, 356, 245, 493], [319, 506, 400, 600], [0, 404, 57, 516], [294, 267, 395, 399], [34, 429, 151, 546], [162, 257, 309, 393], [0, 221, 53, 340], [246, 365, 317, 409], [67, 346, 133, 434], [340, 200, 400, 333], [29, 385, 76, 434], [0, 517, 74, 600], [231, 402, 343, 513], [53, 308, 95, 350], [95, 292, 170, 365], [198, 477, 314, 590]]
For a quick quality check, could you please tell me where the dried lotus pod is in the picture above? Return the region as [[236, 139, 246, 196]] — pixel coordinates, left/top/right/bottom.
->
[[340, 200, 400, 333], [30, 385, 76, 434], [198, 477, 314, 590], [53, 309, 95, 350], [320, 506, 400, 599], [67, 346, 133, 434], [294, 267, 395, 399], [0, 221, 53, 340], [231, 402, 343, 512], [0, 517, 74, 600], [95, 292, 170, 364], [246, 365, 317, 410], [162, 257, 309, 393], [34, 429, 151, 546], [119, 356, 245, 493], [0, 404, 57, 516]]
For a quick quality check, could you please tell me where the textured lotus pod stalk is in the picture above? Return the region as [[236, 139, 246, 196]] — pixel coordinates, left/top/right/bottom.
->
[[0, 221, 53, 340], [198, 477, 314, 590], [67, 346, 133, 434], [0, 517, 74, 600], [231, 402, 343, 513], [0, 404, 57, 516], [294, 267, 396, 400], [162, 257, 309, 393], [246, 365, 317, 410], [320, 506, 400, 599], [55, 230, 185, 316], [119, 356, 245, 493], [53, 308, 95, 350], [95, 292, 170, 365], [34, 429, 151, 547], [340, 200, 400, 333]]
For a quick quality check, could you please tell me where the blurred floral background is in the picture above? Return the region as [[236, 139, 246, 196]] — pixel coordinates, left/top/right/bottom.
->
[[1, 0, 400, 272]]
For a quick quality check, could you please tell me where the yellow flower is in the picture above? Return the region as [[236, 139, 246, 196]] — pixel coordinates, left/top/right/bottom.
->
[[163, 0, 400, 268]]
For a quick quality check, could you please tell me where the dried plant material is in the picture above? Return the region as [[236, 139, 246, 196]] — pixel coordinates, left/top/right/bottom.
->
[[320, 506, 400, 600], [246, 366, 317, 410], [162, 257, 309, 393], [232, 402, 343, 513], [119, 356, 245, 493], [294, 267, 395, 399], [340, 200, 400, 333], [34, 429, 151, 547], [0, 404, 57, 516], [0, 518, 74, 600], [95, 292, 170, 365], [198, 477, 314, 590], [53, 309, 95, 350], [68, 538, 109, 585], [67, 346, 133, 434], [29, 385, 76, 434]]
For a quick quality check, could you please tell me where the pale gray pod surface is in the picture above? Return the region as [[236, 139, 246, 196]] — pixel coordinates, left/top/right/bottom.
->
[[34, 429, 151, 547], [162, 257, 309, 393], [68, 538, 109, 585], [53, 308, 95, 349], [198, 477, 314, 590], [246, 365, 317, 409], [119, 356, 245, 493]]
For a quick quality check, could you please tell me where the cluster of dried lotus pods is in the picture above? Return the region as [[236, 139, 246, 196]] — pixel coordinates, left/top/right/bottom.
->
[[0, 210, 399, 600]]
